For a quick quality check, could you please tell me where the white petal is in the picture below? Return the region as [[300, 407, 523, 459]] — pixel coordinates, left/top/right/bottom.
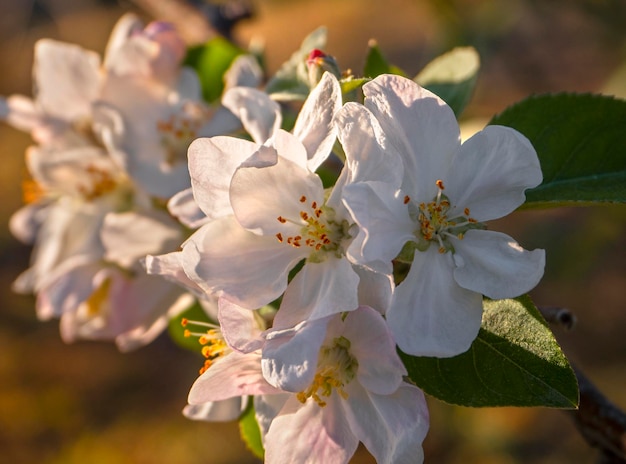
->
[[183, 397, 248, 422], [274, 259, 360, 329], [453, 229, 545, 299], [335, 102, 404, 187], [447, 125, 543, 221], [167, 188, 207, 229], [262, 317, 329, 392], [101, 209, 183, 268], [354, 266, 394, 315], [230, 151, 324, 235], [34, 39, 101, 121], [292, 72, 342, 171], [218, 298, 264, 353], [254, 394, 290, 441], [224, 54, 263, 90], [343, 181, 414, 271], [187, 136, 260, 220], [188, 351, 280, 404], [144, 251, 206, 298], [181, 216, 303, 308], [363, 74, 460, 199], [388, 248, 484, 357], [264, 395, 358, 464], [342, 307, 405, 395], [222, 87, 281, 143], [344, 383, 429, 464]]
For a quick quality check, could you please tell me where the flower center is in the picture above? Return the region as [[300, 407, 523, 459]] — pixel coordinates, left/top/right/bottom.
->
[[182, 318, 229, 375], [85, 277, 112, 316], [409, 180, 483, 254], [275, 195, 350, 261], [77, 164, 122, 201], [296, 336, 358, 407], [157, 102, 212, 166]]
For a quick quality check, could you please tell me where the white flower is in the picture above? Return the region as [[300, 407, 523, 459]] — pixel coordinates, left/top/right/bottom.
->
[[149, 73, 391, 327], [188, 306, 429, 464], [341, 74, 546, 357]]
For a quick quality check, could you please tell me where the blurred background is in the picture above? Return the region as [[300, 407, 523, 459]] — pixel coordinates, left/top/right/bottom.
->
[[1, 0, 626, 462]]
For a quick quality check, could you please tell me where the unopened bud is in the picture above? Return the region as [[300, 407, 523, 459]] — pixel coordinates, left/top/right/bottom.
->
[[307, 49, 341, 87]]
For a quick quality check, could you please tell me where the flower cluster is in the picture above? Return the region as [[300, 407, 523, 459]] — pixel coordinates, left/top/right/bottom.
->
[[2, 14, 546, 464]]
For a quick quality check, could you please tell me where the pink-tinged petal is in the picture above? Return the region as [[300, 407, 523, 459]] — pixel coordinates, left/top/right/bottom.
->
[[343, 181, 414, 270], [264, 395, 358, 464], [115, 290, 194, 352], [230, 151, 324, 236], [224, 54, 263, 89], [35, 257, 100, 320], [167, 188, 208, 229], [354, 266, 393, 315], [341, 307, 405, 395], [335, 102, 404, 187], [183, 396, 248, 422], [188, 351, 280, 404], [188, 136, 261, 220], [2, 95, 64, 141], [101, 209, 183, 268], [181, 216, 303, 308], [447, 125, 543, 221], [344, 383, 429, 464], [453, 229, 545, 299], [144, 252, 206, 298], [218, 298, 264, 353], [34, 39, 101, 121], [292, 72, 342, 172], [388, 247, 483, 357], [274, 259, 360, 329], [103, 13, 144, 68], [9, 202, 49, 245], [262, 317, 330, 392], [363, 75, 460, 199], [222, 87, 281, 143]]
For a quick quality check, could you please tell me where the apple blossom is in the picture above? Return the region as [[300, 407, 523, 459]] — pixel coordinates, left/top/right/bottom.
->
[[340, 74, 545, 357], [188, 306, 429, 464]]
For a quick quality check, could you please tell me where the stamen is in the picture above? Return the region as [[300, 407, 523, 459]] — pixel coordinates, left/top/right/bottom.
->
[[404, 195, 410, 204], [413, 180, 483, 254]]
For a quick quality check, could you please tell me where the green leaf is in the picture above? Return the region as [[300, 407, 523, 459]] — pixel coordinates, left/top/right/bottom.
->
[[489, 93, 626, 207], [167, 300, 212, 352], [340, 76, 371, 95], [239, 399, 264, 459], [401, 295, 579, 408], [184, 37, 244, 103], [415, 46, 480, 117], [363, 40, 406, 78]]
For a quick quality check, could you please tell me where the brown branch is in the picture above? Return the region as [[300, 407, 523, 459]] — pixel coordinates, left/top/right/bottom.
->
[[569, 366, 626, 463], [539, 306, 626, 463]]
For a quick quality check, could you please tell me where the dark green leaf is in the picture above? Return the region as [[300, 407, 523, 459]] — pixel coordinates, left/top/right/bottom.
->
[[363, 40, 406, 78], [184, 37, 244, 103], [489, 93, 626, 207], [239, 399, 264, 459], [401, 295, 579, 408], [415, 46, 480, 117]]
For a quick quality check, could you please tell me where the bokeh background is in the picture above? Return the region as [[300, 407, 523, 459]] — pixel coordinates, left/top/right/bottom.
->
[[1, 1, 626, 463]]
